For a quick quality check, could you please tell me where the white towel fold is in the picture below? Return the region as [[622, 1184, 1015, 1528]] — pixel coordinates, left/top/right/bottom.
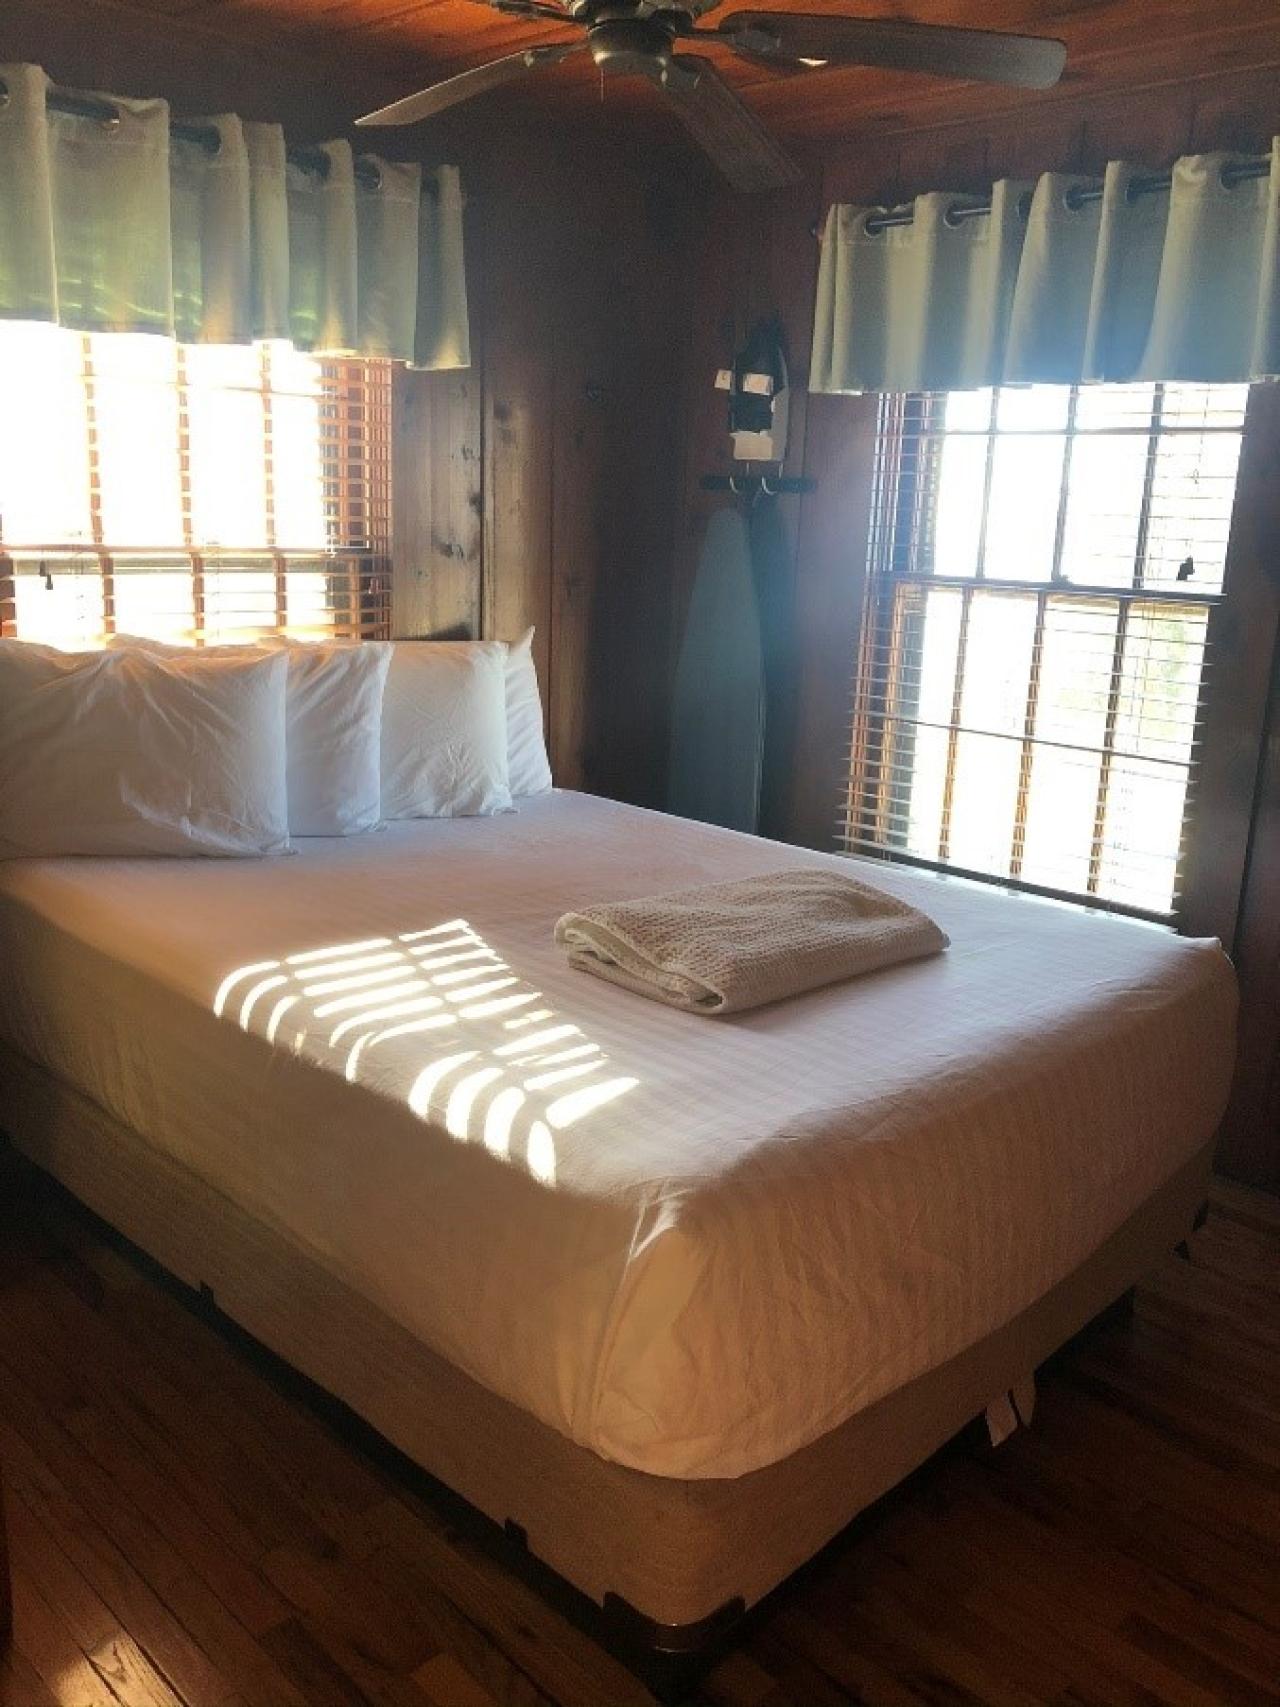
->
[[554, 868, 948, 1014]]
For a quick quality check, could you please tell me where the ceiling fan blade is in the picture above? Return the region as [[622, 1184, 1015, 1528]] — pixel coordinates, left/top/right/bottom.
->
[[479, 0, 575, 19], [651, 55, 801, 193], [356, 41, 583, 126], [710, 13, 1067, 89]]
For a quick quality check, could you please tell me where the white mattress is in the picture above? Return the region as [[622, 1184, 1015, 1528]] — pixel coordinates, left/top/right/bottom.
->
[[0, 791, 1236, 1479]]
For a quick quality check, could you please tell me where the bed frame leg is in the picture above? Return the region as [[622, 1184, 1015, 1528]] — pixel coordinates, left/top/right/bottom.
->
[[599, 1591, 747, 1703]]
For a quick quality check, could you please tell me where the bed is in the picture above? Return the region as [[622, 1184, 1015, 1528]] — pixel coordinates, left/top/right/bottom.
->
[[0, 790, 1237, 1682]]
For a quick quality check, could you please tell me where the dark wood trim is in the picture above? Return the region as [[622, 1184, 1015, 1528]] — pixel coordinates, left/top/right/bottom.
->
[[785, 392, 882, 852], [0, 1471, 10, 1651], [1177, 384, 1280, 952], [1217, 658, 1280, 1194]]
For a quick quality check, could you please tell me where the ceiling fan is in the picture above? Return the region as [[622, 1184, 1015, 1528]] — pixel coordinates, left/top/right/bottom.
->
[[355, 1, 1067, 194]]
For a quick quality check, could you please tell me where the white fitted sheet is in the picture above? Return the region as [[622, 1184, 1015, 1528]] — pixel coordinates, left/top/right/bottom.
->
[[0, 791, 1237, 1479]]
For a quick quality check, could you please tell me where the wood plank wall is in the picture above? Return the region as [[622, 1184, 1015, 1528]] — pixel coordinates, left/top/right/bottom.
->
[[668, 67, 1280, 1193], [392, 145, 702, 806]]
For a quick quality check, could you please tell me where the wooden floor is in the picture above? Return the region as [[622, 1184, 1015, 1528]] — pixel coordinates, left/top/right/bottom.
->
[[1, 1163, 1278, 1707]]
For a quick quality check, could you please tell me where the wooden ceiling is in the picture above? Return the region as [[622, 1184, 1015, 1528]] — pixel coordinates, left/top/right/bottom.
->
[[5, 0, 1280, 158]]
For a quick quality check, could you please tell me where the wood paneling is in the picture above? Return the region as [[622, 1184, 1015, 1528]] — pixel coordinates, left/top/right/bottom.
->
[[392, 365, 485, 643], [4, 0, 1280, 163], [2, 1151, 1279, 1705], [391, 138, 701, 798]]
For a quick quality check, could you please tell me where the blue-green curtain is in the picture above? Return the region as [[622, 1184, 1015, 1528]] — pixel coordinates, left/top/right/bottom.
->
[[0, 62, 470, 369], [812, 140, 1279, 393]]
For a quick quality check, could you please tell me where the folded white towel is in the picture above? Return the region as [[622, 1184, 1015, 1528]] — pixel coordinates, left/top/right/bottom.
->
[[554, 868, 948, 1015]]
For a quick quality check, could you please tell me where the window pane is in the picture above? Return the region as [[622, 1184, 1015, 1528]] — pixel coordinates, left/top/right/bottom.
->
[[188, 351, 268, 547], [1160, 382, 1248, 428], [1113, 603, 1207, 767], [185, 343, 263, 391], [113, 559, 196, 641], [958, 593, 1035, 736], [0, 324, 92, 545], [1074, 384, 1155, 432], [1145, 429, 1241, 594], [11, 558, 104, 646], [1019, 747, 1103, 896], [884, 720, 949, 859], [1059, 434, 1147, 587], [1033, 598, 1118, 750], [911, 586, 964, 725], [927, 437, 986, 576], [265, 341, 322, 397], [1095, 758, 1187, 913], [272, 394, 329, 549], [949, 731, 1020, 875], [203, 558, 278, 642], [996, 385, 1070, 432], [285, 558, 356, 637], [92, 335, 183, 547], [984, 434, 1065, 581], [944, 388, 992, 432]]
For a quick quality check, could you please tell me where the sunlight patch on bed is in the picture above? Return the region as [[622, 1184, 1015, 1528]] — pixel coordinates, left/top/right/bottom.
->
[[214, 920, 638, 1184]]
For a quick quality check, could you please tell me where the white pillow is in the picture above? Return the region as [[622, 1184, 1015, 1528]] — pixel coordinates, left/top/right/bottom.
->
[[0, 642, 290, 858], [254, 637, 392, 835], [381, 641, 512, 818], [108, 633, 392, 837], [505, 627, 553, 796]]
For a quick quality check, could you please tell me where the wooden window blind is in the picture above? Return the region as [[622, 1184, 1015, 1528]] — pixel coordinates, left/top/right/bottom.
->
[[843, 383, 1249, 922], [0, 324, 391, 648]]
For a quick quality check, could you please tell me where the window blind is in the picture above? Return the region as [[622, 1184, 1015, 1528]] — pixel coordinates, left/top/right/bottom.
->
[[0, 323, 392, 649], [842, 382, 1248, 921]]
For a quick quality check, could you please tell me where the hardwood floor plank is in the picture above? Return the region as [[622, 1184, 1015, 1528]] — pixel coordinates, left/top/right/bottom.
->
[[257, 1615, 372, 1707], [0, 1641, 63, 1707], [86, 1632, 186, 1707], [8, 1566, 123, 1707], [413, 1652, 500, 1707], [2, 1171, 1279, 1707]]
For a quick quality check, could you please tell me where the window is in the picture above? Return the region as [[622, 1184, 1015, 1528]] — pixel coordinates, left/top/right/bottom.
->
[[844, 383, 1248, 920], [0, 323, 392, 649]]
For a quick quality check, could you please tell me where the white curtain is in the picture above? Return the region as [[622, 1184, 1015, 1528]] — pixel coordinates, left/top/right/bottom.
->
[[811, 139, 1279, 393], [0, 63, 470, 369]]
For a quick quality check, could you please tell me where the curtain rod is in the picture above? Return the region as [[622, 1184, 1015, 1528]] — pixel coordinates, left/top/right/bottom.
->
[[0, 77, 384, 191], [860, 155, 1271, 236]]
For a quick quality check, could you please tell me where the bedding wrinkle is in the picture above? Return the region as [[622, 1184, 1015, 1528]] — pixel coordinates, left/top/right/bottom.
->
[[0, 791, 1237, 1479]]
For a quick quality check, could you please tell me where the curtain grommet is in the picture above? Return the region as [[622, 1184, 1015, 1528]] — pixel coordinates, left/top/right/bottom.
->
[[1220, 162, 1245, 193], [943, 201, 965, 229], [357, 157, 384, 193], [1063, 185, 1087, 213], [0, 81, 10, 114], [862, 209, 887, 238]]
